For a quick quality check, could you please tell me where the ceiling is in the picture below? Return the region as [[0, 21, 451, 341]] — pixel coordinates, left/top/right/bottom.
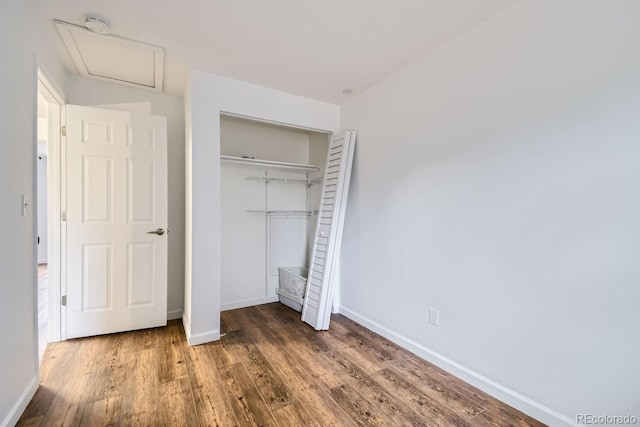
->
[[27, 0, 516, 104]]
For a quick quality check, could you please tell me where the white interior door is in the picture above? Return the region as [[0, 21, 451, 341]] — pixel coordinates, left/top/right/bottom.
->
[[302, 130, 356, 330], [65, 104, 168, 339]]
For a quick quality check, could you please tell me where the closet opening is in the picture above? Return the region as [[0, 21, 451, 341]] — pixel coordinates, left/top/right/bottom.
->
[[220, 114, 330, 312]]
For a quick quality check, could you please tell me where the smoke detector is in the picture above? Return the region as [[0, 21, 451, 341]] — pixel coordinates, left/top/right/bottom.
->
[[84, 16, 111, 35]]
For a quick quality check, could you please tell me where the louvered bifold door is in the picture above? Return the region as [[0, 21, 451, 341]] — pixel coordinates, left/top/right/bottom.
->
[[302, 130, 356, 330]]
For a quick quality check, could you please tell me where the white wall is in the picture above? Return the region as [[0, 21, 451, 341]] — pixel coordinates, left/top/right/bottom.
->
[[339, 1, 640, 425], [0, 1, 66, 425], [221, 115, 311, 163], [66, 76, 186, 319], [185, 70, 340, 345]]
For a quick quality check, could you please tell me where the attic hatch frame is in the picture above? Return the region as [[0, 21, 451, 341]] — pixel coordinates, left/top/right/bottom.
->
[[54, 20, 164, 92]]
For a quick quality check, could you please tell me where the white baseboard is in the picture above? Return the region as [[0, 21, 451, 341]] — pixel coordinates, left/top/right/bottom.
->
[[167, 309, 183, 321], [221, 295, 279, 311], [1, 376, 38, 427], [337, 305, 577, 427], [182, 313, 220, 346]]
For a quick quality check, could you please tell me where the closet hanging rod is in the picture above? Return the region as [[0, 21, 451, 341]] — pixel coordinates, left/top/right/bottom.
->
[[245, 176, 322, 185], [245, 210, 317, 216], [221, 155, 319, 172]]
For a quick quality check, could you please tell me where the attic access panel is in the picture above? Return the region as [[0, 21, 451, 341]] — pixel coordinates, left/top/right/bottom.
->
[[55, 20, 164, 92]]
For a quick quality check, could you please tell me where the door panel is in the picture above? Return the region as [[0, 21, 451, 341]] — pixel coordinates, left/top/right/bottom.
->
[[82, 244, 112, 311], [127, 242, 155, 307], [66, 104, 167, 339], [128, 159, 155, 222], [82, 156, 112, 223]]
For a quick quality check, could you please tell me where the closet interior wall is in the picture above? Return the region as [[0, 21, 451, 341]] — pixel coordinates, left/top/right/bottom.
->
[[220, 116, 329, 311]]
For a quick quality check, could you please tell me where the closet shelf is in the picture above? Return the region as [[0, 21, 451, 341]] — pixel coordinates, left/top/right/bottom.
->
[[221, 155, 319, 172], [246, 176, 322, 185], [245, 210, 317, 216]]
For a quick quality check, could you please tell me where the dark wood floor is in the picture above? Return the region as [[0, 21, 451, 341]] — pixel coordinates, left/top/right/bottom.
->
[[18, 303, 545, 426]]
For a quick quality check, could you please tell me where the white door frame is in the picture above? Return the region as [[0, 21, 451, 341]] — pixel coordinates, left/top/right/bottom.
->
[[37, 69, 65, 342]]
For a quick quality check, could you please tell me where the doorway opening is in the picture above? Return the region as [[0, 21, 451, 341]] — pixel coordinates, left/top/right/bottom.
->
[[36, 88, 49, 362], [36, 71, 64, 362]]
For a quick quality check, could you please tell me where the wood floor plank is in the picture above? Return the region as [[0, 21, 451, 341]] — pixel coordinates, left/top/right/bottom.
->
[[218, 363, 279, 427], [329, 383, 395, 427], [325, 352, 431, 427], [77, 396, 121, 426], [265, 316, 347, 390], [243, 303, 273, 328], [119, 349, 159, 426], [130, 326, 159, 352], [157, 320, 189, 384], [185, 344, 240, 427], [83, 357, 132, 403], [334, 315, 545, 426], [40, 403, 81, 427], [243, 326, 313, 393], [332, 327, 484, 420], [17, 386, 57, 421], [37, 338, 98, 426], [38, 342, 60, 384], [333, 321, 418, 373], [403, 353, 521, 419], [157, 377, 199, 427], [246, 326, 357, 427], [468, 399, 544, 427], [258, 308, 438, 427], [85, 333, 132, 375], [254, 303, 303, 331], [270, 398, 323, 427], [220, 307, 263, 333], [19, 302, 545, 427], [373, 367, 470, 427], [253, 302, 286, 324], [390, 359, 487, 417], [15, 415, 44, 427], [333, 318, 489, 417], [206, 336, 243, 369], [223, 329, 294, 411], [323, 330, 390, 376]]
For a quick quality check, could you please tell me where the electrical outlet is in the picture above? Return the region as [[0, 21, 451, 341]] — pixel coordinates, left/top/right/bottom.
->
[[429, 307, 439, 326]]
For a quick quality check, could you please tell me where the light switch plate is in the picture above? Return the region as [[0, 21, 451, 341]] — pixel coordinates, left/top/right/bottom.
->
[[21, 195, 28, 216]]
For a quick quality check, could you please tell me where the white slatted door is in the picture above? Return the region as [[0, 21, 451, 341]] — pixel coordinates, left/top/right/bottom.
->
[[302, 130, 356, 330], [66, 105, 168, 338]]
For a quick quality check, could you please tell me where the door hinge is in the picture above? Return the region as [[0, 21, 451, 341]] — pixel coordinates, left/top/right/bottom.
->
[[61, 211, 67, 221], [61, 295, 67, 306], [61, 125, 67, 137]]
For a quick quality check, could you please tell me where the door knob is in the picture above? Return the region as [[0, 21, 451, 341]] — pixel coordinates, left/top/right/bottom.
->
[[147, 228, 165, 235]]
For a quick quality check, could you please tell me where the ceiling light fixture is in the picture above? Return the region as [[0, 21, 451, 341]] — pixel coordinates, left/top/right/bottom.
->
[[84, 15, 111, 35]]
